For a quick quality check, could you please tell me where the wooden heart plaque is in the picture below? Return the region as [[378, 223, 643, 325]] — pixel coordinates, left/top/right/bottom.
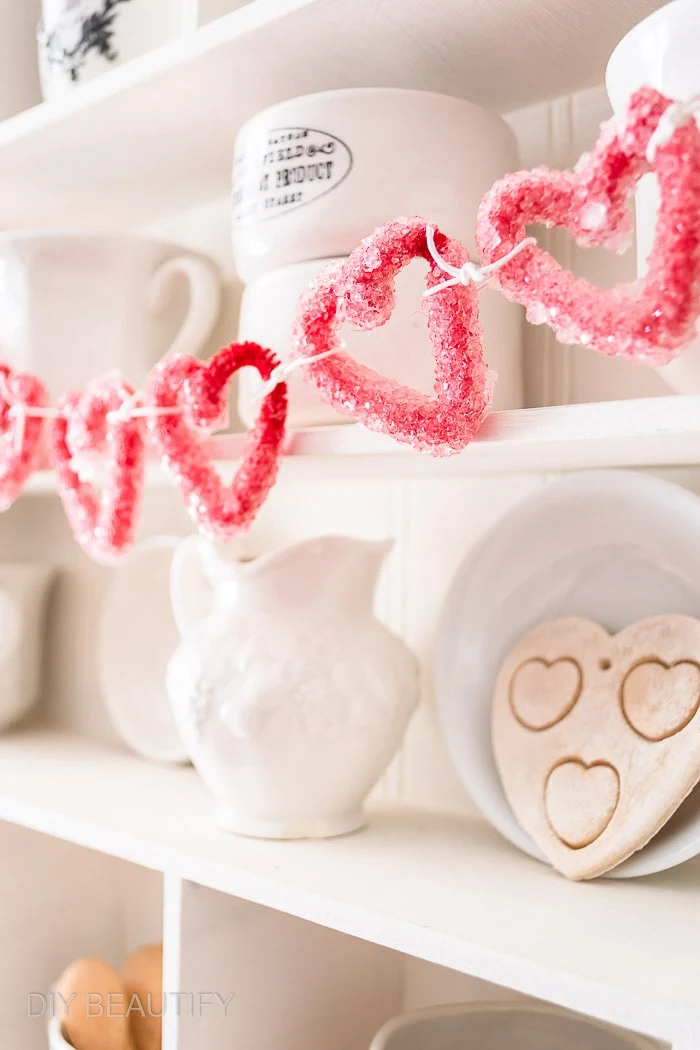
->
[[491, 615, 700, 879]]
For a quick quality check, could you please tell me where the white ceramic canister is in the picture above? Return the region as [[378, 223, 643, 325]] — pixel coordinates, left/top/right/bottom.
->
[[237, 254, 523, 427], [38, 0, 185, 100], [232, 88, 520, 282], [0, 232, 221, 397], [607, 0, 700, 393]]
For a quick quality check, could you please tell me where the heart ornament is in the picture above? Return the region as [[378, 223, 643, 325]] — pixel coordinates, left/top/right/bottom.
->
[[145, 342, 287, 540], [0, 363, 49, 511], [476, 87, 700, 364], [50, 372, 145, 565], [492, 614, 700, 879], [292, 215, 493, 456]]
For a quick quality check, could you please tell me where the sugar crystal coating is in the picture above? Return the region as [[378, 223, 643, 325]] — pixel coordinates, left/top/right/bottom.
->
[[476, 87, 700, 364], [0, 363, 49, 511], [145, 342, 287, 541], [50, 373, 145, 565], [291, 216, 494, 456]]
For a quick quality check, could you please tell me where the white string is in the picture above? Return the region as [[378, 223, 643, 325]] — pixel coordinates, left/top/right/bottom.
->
[[105, 391, 182, 425], [254, 349, 340, 402], [647, 95, 700, 162], [0, 372, 62, 453], [424, 226, 537, 297]]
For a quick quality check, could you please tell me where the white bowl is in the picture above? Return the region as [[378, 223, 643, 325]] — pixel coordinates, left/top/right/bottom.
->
[[47, 1015, 71, 1048], [371, 1002, 657, 1050], [237, 254, 524, 428], [231, 88, 518, 281], [607, 0, 700, 393], [435, 470, 700, 878]]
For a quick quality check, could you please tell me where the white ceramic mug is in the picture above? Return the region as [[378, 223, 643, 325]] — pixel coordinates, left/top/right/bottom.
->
[[0, 563, 55, 732], [232, 88, 519, 282], [38, 0, 186, 99], [237, 255, 523, 427], [0, 233, 222, 396], [607, 0, 700, 393]]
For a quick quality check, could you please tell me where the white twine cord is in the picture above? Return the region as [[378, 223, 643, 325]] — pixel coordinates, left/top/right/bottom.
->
[[254, 348, 340, 402], [424, 226, 537, 297], [647, 95, 700, 162], [0, 373, 182, 455]]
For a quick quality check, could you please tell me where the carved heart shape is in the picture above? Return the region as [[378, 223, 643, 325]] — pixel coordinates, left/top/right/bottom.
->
[[545, 760, 620, 849], [621, 659, 700, 741], [0, 363, 49, 511], [145, 342, 287, 540], [292, 216, 493, 456], [492, 614, 700, 879], [50, 373, 145, 565], [509, 657, 582, 730], [476, 87, 700, 363]]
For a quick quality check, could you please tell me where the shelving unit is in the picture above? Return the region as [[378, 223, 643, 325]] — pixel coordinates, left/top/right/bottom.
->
[[0, 0, 660, 228], [0, 728, 692, 1048], [0, 2, 694, 1049]]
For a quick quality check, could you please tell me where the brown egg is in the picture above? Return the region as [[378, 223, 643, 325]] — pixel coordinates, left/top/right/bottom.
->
[[121, 943, 163, 1050], [54, 957, 134, 1050]]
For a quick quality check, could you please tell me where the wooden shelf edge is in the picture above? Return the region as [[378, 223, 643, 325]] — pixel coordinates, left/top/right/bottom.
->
[[23, 396, 700, 494]]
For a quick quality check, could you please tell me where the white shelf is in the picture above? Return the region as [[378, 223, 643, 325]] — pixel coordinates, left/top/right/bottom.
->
[[0, 727, 695, 1045], [24, 395, 700, 492], [0, 0, 662, 228]]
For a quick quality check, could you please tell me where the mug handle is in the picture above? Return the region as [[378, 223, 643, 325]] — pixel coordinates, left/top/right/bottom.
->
[[0, 588, 21, 666], [170, 535, 218, 638], [149, 254, 222, 360]]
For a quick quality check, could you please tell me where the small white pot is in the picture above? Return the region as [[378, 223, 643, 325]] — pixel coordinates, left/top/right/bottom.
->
[[0, 232, 221, 397], [167, 536, 420, 838], [232, 88, 518, 282], [48, 1016, 72, 1048], [607, 0, 700, 393], [237, 255, 524, 427], [38, 0, 185, 100]]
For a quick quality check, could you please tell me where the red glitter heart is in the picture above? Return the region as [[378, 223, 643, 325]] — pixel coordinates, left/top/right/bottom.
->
[[292, 216, 493, 456], [476, 87, 700, 363], [145, 342, 287, 540], [0, 363, 49, 511], [50, 373, 145, 565]]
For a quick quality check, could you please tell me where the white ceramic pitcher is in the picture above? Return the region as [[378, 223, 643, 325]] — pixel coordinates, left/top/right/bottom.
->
[[168, 535, 419, 838], [0, 563, 55, 730]]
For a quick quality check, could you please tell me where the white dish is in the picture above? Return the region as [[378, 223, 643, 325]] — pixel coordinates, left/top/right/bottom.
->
[[435, 470, 700, 878], [232, 88, 518, 281], [99, 536, 189, 764]]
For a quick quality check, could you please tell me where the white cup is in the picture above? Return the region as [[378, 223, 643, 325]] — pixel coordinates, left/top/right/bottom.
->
[[237, 256, 523, 427], [38, 0, 186, 100], [607, 0, 700, 393], [232, 88, 519, 282], [0, 232, 222, 397]]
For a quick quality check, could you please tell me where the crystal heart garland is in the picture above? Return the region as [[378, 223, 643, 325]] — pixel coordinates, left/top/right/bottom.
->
[[145, 342, 287, 540], [292, 215, 493, 456], [51, 373, 145, 565], [0, 364, 50, 511], [476, 87, 700, 363]]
